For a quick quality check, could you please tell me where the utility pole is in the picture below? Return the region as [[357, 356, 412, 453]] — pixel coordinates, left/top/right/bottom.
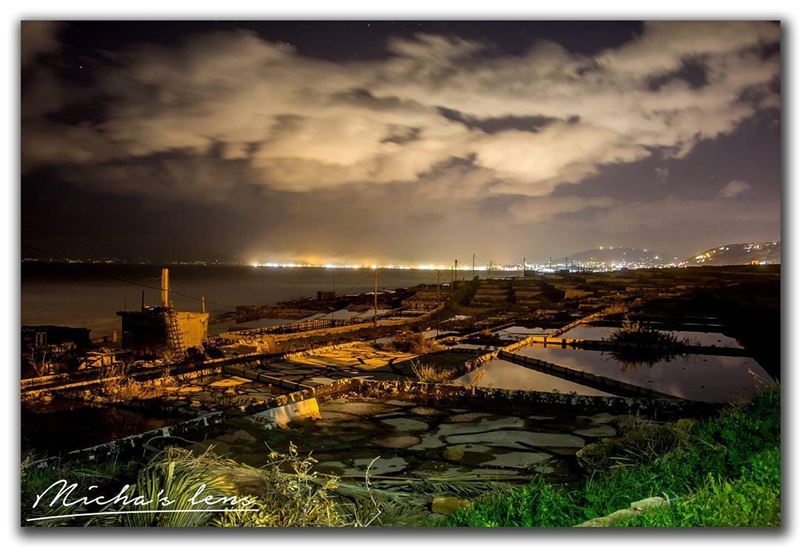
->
[[436, 269, 440, 301], [472, 254, 476, 280], [373, 268, 378, 327], [522, 257, 526, 275], [487, 260, 493, 279]]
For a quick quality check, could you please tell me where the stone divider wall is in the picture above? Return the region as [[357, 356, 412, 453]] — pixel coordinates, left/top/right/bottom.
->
[[282, 340, 368, 360], [30, 374, 717, 467], [29, 411, 225, 468], [235, 375, 715, 422], [497, 350, 676, 399], [223, 364, 311, 391], [346, 378, 717, 418], [218, 303, 446, 345]]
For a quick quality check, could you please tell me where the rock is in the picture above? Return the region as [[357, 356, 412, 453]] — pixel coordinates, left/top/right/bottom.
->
[[575, 440, 610, 469], [589, 412, 616, 424], [443, 446, 465, 461], [479, 451, 551, 469], [436, 416, 525, 437], [575, 498, 667, 527], [431, 496, 471, 515], [319, 410, 361, 422], [607, 509, 636, 521], [574, 516, 613, 527], [408, 434, 446, 451], [410, 406, 443, 416], [630, 496, 668, 512], [381, 417, 430, 432], [327, 401, 395, 416], [574, 425, 617, 438], [446, 412, 494, 423], [351, 456, 408, 476], [382, 399, 417, 407], [373, 435, 421, 449], [444, 429, 584, 450]]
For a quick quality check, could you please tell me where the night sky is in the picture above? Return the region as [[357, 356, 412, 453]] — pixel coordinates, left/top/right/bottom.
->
[[21, 21, 781, 264]]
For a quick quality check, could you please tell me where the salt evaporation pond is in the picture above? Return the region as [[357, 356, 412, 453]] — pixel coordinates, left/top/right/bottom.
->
[[493, 326, 555, 342], [22, 401, 179, 454], [560, 325, 743, 349], [512, 345, 772, 403], [198, 397, 629, 483], [454, 358, 611, 396]]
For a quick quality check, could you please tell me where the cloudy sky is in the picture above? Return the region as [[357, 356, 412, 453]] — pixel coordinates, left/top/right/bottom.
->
[[21, 21, 781, 264]]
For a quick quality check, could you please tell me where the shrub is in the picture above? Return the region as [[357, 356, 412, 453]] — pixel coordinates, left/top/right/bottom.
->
[[410, 361, 455, 383], [385, 330, 443, 354], [605, 319, 683, 366]]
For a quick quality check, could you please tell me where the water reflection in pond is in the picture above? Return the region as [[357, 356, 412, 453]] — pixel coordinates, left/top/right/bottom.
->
[[454, 358, 611, 396], [22, 401, 178, 454], [493, 326, 555, 342], [561, 325, 743, 349], [198, 397, 628, 484], [513, 345, 772, 403]]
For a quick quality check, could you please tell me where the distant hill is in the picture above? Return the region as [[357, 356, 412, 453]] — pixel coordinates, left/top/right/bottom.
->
[[551, 247, 673, 268], [680, 241, 781, 266]]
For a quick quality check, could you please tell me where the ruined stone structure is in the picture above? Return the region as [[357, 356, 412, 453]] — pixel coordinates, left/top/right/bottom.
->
[[116, 269, 208, 357], [403, 286, 444, 311], [470, 279, 513, 307]]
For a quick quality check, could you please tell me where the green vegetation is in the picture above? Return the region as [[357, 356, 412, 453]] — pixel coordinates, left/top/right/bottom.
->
[[612, 448, 780, 527], [384, 330, 443, 354], [442, 387, 780, 527], [410, 360, 456, 383], [606, 319, 680, 346], [22, 444, 350, 527], [605, 319, 684, 366], [22, 388, 780, 528]]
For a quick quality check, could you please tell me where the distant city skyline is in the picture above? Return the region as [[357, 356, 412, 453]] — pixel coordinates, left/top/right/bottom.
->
[[22, 21, 781, 264]]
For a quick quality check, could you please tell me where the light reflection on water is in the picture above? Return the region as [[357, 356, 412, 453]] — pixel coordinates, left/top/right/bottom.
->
[[561, 325, 743, 349], [454, 358, 612, 397], [513, 345, 772, 403]]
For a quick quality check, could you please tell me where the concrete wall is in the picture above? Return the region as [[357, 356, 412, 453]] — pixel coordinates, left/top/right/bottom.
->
[[175, 311, 209, 349]]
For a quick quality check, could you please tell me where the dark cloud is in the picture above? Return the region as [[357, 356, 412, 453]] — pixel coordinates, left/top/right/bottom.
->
[[381, 126, 422, 145], [647, 56, 710, 91], [437, 107, 562, 134], [21, 21, 781, 262]]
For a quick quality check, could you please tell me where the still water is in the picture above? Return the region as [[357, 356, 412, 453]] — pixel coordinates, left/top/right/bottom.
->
[[22, 263, 443, 337], [454, 358, 611, 397], [513, 345, 772, 403], [561, 325, 743, 349]]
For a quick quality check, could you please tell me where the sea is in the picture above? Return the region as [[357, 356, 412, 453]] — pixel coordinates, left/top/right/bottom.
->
[[21, 262, 456, 337]]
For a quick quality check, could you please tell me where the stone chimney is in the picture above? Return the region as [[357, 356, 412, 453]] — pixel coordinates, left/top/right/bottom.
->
[[160, 268, 170, 308]]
